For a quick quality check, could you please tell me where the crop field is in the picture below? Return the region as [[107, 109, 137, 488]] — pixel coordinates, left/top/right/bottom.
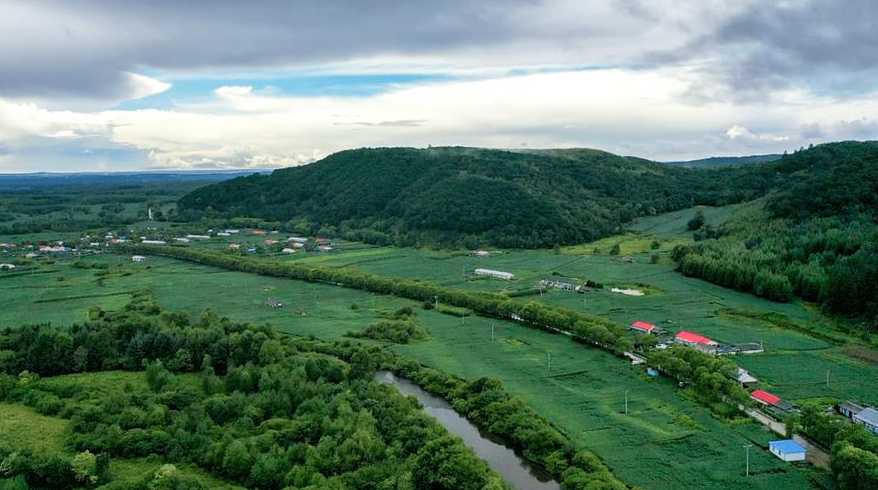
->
[[1, 253, 830, 490]]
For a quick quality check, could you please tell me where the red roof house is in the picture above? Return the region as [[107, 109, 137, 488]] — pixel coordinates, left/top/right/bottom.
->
[[751, 389, 781, 406], [675, 331, 716, 346], [630, 321, 657, 334]]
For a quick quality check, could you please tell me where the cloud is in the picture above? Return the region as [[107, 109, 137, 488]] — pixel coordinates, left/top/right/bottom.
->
[[725, 125, 789, 142], [0, 0, 741, 103], [648, 0, 878, 100]]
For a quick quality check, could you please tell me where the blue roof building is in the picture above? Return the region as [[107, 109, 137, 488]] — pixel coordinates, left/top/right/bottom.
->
[[769, 440, 806, 462]]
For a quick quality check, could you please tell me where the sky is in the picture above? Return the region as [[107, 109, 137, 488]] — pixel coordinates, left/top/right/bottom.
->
[[1, 0, 877, 172]]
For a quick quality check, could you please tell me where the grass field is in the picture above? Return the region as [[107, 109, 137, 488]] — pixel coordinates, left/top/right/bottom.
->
[[0, 252, 833, 489]]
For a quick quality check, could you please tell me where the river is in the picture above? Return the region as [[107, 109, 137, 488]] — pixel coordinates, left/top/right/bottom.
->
[[375, 371, 561, 490]]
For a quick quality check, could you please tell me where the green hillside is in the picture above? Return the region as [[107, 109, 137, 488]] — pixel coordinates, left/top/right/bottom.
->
[[664, 154, 782, 168], [178, 147, 771, 248]]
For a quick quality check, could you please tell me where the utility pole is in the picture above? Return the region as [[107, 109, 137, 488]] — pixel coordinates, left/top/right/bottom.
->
[[546, 352, 551, 374], [491, 323, 495, 342], [743, 444, 752, 477], [625, 390, 629, 415], [826, 369, 831, 389]]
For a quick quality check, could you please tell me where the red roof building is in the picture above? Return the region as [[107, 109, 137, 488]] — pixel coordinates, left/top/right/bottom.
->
[[630, 321, 657, 334], [675, 330, 716, 346], [751, 389, 781, 406]]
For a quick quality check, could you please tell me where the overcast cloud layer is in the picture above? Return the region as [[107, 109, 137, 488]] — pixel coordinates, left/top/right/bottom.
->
[[1, 0, 877, 171]]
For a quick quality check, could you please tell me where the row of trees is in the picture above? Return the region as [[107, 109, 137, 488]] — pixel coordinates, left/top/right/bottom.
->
[[0, 293, 507, 490], [123, 245, 753, 416]]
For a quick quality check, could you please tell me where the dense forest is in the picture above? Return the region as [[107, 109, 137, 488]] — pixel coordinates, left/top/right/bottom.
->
[[0, 293, 626, 489], [672, 142, 878, 324], [178, 147, 775, 248]]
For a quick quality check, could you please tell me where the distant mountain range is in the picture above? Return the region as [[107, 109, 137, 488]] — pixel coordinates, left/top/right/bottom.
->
[[0, 169, 269, 190]]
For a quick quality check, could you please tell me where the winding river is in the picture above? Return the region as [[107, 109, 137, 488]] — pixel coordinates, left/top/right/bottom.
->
[[375, 371, 561, 490]]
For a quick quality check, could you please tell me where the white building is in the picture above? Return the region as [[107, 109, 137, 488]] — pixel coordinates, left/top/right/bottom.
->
[[225, 229, 240, 234], [281, 248, 297, 254], [288, 237, 308, 243], [474, 268, 514, 280], [471, 250, 490, 257], [769, 440, 806, 462], [175, 238, 191, 243], [217, 232, 231, 237], [141, 240, 167, 245], [854, 407, 878, 435], [186, 234, 210, 240], [0, 263, 16, 270], [131, 255, 147, 263]]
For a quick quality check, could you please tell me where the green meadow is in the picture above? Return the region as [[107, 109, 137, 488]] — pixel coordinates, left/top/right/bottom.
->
[[0, 251, 830, 489]]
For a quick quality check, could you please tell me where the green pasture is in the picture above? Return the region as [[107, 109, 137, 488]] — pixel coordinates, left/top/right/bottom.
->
[[2, 254, 830, 489]]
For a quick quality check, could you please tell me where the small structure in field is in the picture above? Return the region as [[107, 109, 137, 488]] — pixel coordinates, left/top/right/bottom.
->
[[175, 238, 191, 243], [228, 243, 241, 250], [264, 298, 284, 309], [264, 239, 279, 246], [853, 407, 878, 435], [141, 240, 166, 245], [751, 389, 781, 407], [217, 232, 231, 237], [675, 331, 718, 354], [131, 255, 146, 263], [318, 245, 333, 252], [471, 250, 491, 257], [186, 234, 210, 240], [288, 237, 308, 244], [474, 268, 514, 280], [0, 263, 16, 271], [735, 368, 759, 388], [629, 321, 658, 334], [281, 248, 296, 254], [769, 440, 806, 462], [539, 277, 578, 291], [624, 352, 647, 365]]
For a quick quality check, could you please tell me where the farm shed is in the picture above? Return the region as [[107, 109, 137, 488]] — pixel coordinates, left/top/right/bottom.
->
[[540, 277, 578, 291], [675, 330, 718, 354], [281, 248, 296, 254], [735, 368, 758, 388], [751, 389, 781, 407], [141, 240, 166, 245], [837, 401, 865, 419], [853, 407, 878, 435], [131, 255, 146, 263], [474, 268, 514, 280], [629, 321, 657, 334], [769, 440, 806, 462]]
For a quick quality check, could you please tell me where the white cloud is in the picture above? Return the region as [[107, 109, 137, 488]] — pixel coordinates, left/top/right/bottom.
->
[[3, 67, 878, 171], [125, 73, 172, 100]]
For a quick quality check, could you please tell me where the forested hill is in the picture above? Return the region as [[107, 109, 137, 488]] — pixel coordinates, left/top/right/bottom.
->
[[664, 154, 782, 168], [178, 146, 772, 247]]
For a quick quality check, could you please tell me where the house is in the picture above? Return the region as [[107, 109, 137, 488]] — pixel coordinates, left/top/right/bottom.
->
[[250, 229, 267, 236], [675, 331, 718, 354], [290, 242, 305, 249], [751, 389, 783, 408], [853, 407, 878, 435], [131, 255, 146, 263], [539, 277, 578, 291], [39, 245, 68, 253], [217, 232, 231, 237], [769, 440, 806, 462], [288, 237, 308, 244], [264, 239, 279, 246], [141, 240, 166, 245], [735, 368, 759, 388], [629, 321, 657, 334], [186, 234, 210, 240], [281, 248, 296, 254], [175, 238, 191, 243], [837, 401, 865, 419], [25, 253, 38, 258], [0, 263, 16, 271], [318, 245, 333, 252], [474, 268, 514, 280], [225, 229, 240, 234], [228, 243, 241, 250], [471, 250, 491, 257]]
